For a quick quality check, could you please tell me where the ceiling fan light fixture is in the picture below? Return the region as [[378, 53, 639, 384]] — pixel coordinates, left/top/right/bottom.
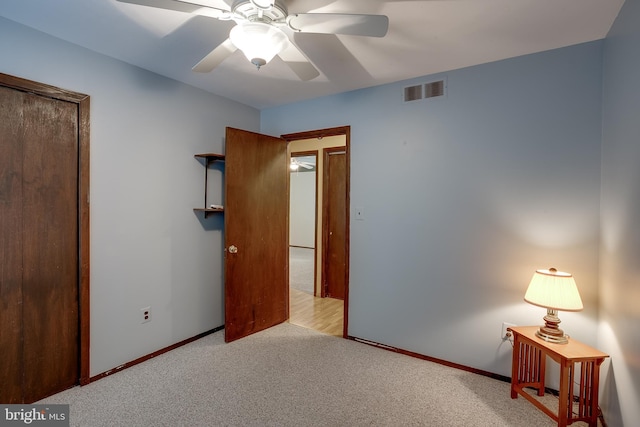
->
[[229, 22, 288, 69]]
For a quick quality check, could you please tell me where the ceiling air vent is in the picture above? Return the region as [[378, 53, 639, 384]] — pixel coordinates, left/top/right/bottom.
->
[[403, 84, 423, 102], [425, 80, 445, 98]]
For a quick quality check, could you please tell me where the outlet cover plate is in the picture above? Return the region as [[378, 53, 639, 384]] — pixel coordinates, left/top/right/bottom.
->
[[502, 322, 516, 339], [141, 306, 151, 324]]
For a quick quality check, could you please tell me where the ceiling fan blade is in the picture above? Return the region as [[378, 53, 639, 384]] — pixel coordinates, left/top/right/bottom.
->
[[115, 0, 228, 19], [299, 163, 314, 169], [278, 41, 320, 81], [192, 38, 237, 73], [287, 13, 389, 37]]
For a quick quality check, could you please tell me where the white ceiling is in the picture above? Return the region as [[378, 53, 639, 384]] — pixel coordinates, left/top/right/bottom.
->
[[0, 0, 624, 109]]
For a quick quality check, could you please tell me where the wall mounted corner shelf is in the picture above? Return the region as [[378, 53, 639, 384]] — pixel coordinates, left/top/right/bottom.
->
[[194, 153, 225, 218]]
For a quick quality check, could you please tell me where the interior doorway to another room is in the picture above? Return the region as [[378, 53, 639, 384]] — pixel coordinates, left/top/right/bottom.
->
[[286, 129, 349, 337], [289, 152, 317, 297]]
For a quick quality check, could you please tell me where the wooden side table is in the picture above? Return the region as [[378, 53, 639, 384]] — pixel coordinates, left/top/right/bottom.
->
[[508, 326, 608, 427]]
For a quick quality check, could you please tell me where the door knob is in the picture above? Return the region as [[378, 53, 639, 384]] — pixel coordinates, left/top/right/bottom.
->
[[228, 245, 238, 254]]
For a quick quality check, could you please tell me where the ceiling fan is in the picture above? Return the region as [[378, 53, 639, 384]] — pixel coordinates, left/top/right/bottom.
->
[[116, 0, 389, 80], [290, 157, 314, 171]]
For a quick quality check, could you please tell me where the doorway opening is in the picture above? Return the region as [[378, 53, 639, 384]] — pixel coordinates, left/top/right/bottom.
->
[[289, 152, 317, 297], [284, 127, 350, 338]]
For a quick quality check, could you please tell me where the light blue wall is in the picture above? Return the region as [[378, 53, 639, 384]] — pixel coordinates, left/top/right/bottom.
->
[[0, 17, 260, 376], [601, 0, 640, 425], [262, 42, 604, 379]]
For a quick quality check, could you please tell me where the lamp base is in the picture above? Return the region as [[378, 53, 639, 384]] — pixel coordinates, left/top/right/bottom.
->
[[535, 327, 569, 344], [536, 308, 570, 344]]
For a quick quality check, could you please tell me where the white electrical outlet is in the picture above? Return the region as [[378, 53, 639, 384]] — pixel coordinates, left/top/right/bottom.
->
[[501, 322, 516, 340], [141, 306, 151, 324]]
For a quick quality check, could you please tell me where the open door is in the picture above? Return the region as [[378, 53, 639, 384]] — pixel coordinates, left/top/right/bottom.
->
[[224, 127, 289, 342]]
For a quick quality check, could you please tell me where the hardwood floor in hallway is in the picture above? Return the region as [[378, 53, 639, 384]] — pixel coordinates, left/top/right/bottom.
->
[[289, 288, 344, 337]]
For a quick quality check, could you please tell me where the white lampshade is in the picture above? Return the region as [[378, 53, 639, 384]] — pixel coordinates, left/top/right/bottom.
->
[[229, 22, 288, 69], [524, 268, 583, 312]]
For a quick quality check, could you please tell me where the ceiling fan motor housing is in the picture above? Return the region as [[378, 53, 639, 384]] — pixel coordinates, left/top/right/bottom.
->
[[232, 0, 287, 23]]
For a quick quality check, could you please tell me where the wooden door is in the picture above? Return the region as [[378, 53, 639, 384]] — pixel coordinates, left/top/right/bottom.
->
[[224, 127, 288, 342], [0, 85, 24, 403], [323, 150, 347, 300], [0, 74, 89, 403]]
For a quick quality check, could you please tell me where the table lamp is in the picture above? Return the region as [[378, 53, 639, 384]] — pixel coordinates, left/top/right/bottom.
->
[[524, 268, 583, 344]]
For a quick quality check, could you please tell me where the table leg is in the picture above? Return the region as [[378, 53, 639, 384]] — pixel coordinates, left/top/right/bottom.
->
[[588, 361, 602, 427], [510, 335, 520, 399], [558, 360, 572, 427]]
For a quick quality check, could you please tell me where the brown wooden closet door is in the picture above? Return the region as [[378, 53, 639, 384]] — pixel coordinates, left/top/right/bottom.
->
[[0, 86, 79, 403], [21, 92, 79, 402], [324, 151, 347, 300], [0, 86, 25, 403]]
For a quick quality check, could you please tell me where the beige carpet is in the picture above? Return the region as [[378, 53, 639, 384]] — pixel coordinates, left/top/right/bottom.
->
[[39, 323, 599, 426]]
